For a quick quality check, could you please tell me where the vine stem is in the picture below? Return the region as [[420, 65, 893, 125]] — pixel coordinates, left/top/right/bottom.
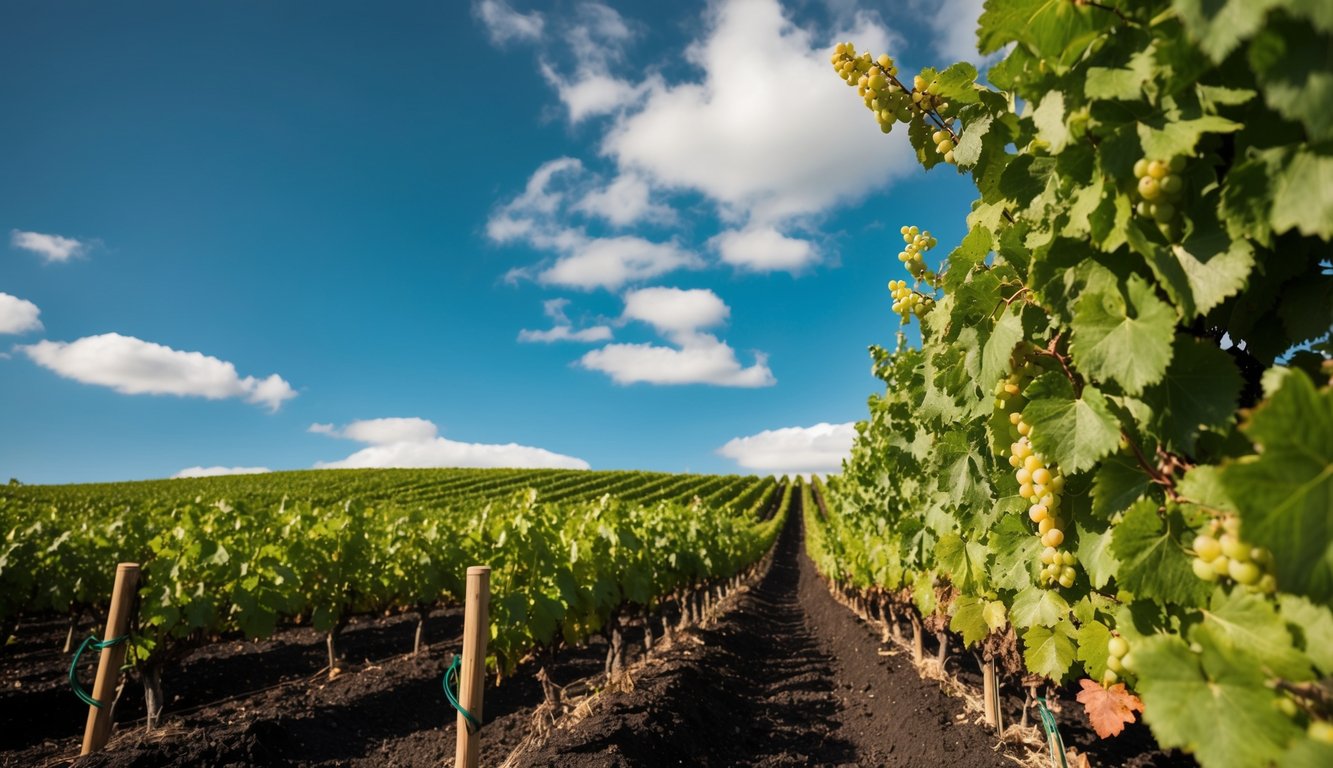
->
[[1035, 334, 1082, 396]]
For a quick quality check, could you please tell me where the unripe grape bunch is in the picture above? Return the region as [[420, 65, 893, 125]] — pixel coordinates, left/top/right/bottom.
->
[[1104, 634, 1134, 687], [932, 129, 956, 165], [897, 225, 936, 280], [994, 349, 1075, 589], [830, 43, 948, 136], [1190, 515, 1276, 593], [1133, 156, 1186, 225]]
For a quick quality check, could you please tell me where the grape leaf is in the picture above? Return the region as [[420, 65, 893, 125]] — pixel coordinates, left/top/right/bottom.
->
[[1196, 587, 1313, 681], [1221, 369, 1333, 602], [1011, 585, 1071, 629], [1085, 66, 1144, 101], [1110, 499, 1211, 606], [1134, 633, 1301, 768], [989, 513, 1041, 591], [1271, 147, 1333, 240], [935, 532, 989, 594], [1092, 452, 1153, 519], [1070, 275, 1176, 395], [1076, 679, 1144, 738], [980, 307, 1025, 387], [935, 62, 981, 106], [1141, 337, 1243, 453], [1277, 594, 1333, 673], [1022, 619, 1077, 679], [978, 0, 1115, 72], [1248, 18, 1333, 142], [1171, 0, 1280, 62], [1075, 520, 1120, 590], [1032, 91, 1069, 153], [950, 594, 991, 647], [1137, 114, 1241, 160], [1023, 378, 1122, 474], [953, 112, 993, 169]]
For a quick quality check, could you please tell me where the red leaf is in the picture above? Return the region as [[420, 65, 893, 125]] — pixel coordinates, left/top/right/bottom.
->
[[1075, 678, 1145, 738]]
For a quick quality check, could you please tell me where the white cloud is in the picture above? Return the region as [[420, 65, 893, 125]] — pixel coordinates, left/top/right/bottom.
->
[[602, 0, 909, 224], [474, 0, 544, 46], [518, 298, 613, 343], [580, 339, 773, 387], [578, 287, 773, 387], [621, 287, 729, 339], [918, 0, 988, 65], [310, 417, 440, 445], [0, 293, 43, 334], [173, 466, 272, 479], [312, 417, 589, 470], [11, 230, 87, 263], [710, 226, 818, 272], [573, 173, 673, 227], [20, 333, 297, 411], [537, 3, 648, 123], [718, 422, 856, 474], [489, 159, 700, 290], [540, 236, 699, 290]]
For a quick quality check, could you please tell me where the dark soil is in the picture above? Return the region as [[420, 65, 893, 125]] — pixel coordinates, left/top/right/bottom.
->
[[1, 496, 1187, 767]]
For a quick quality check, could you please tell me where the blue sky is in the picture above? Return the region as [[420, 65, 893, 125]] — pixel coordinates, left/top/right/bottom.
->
[[1, 0, 985, 484]]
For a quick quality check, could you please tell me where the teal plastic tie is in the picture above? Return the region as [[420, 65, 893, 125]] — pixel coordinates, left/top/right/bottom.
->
[[68, 634, 128, 708], [444, 654, 482, 733], [1037, 696, 1069, 768]]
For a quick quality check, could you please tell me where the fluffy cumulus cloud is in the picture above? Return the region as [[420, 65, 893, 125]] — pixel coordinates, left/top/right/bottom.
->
[[19, 333, 297, 411], [579, 287, 774, 387], [710, 226, 818, 273], [602, 0, 907, 225], [312, 417, 589, 470], [11, 230, 87, 263], [518, 298, 613, 343], [718, 422, 856, 474], [491, 159, 700, 290], [916, 0, 989, 64], [0, 293, 43, 334], [173, 466, 272, 479], [573, 173, 673, 227], [473, 0, 544, 46]]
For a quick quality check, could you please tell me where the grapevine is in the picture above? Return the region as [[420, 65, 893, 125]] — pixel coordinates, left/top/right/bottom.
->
[[817, 2, 1333, 767]]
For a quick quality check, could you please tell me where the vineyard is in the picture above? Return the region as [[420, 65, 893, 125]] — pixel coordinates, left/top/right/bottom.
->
[[3, 1, 1332, 767]]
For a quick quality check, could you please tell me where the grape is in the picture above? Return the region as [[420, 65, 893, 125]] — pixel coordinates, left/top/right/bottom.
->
[[1009, 412, 1023, 425], [1147, 160, 1167, 179], [1107, 655, 1123, 672], [1029, 504, 1048, 522], [1168, 155, 1187, 173], [1193, 557, 1219, 581], [1211, 555, 1231, 576], [1059, 571, 1076, 588], [1024, 455, 1041, 472], [1032, 468, 1051, 485], [1138, 176, 1161, 201], [1120, 652, 1135, 672], [1193, 534, 1221, 562], [1038, 517, 1056, 535], [1229, 559, 1262, 585], [877, 53, 892, 69], [1133, 158, 1149, 178], [1108, 636, 1129, 658], [1160, 175, 1183, 196], [1220, 533, 1249, 561], [1042, 528, 1064, 548], [932, 129, 947, 144], [1102, 669, 1119, 686], [1151, 202, 1175, 222], [1019, 483, 1035, 499], [1257, 574, 1277, 594], [1061, 551, 1076, 566], [1041, 546, 1058, 565]]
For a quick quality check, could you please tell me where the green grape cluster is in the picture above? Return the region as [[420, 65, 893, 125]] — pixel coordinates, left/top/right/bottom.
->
[[995, 353, 1075, 589], [897, 225, 935, 279], [931, 129, 956, 164], [888, 280, 934, 323], [1190, 516, 1276, 592], [831, 44, 911, 134], [911, 75, 949, 114], [1133, 156, 1186, 224], [1104, 634, 1134, 687]]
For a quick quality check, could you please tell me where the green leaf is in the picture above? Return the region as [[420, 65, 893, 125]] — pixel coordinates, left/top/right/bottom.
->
[[1277, 594, 1333, 673], [1219, 150, 1278, 247], [1075, 618, 1113, 680], [989, 513, 1041, 591], [1131, 222, 1255, 318], [1248, 18, 1333, 142], [1110, 499, 1211, 606], [950, 594, 992, 647], [1010, 585, 1071, 629], [953, 112, 993, 169], [1271, 147, 1333, 240], [1070, 275, 1177, 395], [1135, 632, 1302, 768], [935, 62, 981, 106], [1092, 452, 1153, 519], [1032, 91, 1069, 153], [978, 0, 1116, 72], [980, 308, 1025, 387], [1171, 0, 1281, 62], [1085, 66, 1145, 101], [1221, 369, 1333, 602], [1142, 337, 1244, 453], [1022, 619, 1077, 679], [935, 532, 989, 593], [1196, 587, 1313, 681], [1023, 378, 1123, 475], [1137, 114, 1241, 160], [1075, 521, 1120, 590]]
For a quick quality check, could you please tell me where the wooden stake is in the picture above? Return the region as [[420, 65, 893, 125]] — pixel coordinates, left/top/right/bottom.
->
[[81, 562, 139, 756], [983, 657, 998, 728], [454, 565, 490, 768]]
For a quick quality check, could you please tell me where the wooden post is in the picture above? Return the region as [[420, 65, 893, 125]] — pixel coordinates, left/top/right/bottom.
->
[[983, 657, 998, 728], [81, 562, 139, 756], [454, 565, 490, 768]]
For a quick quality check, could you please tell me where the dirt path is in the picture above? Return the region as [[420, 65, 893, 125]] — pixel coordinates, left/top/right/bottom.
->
[[516, 501, 1015, 767]]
